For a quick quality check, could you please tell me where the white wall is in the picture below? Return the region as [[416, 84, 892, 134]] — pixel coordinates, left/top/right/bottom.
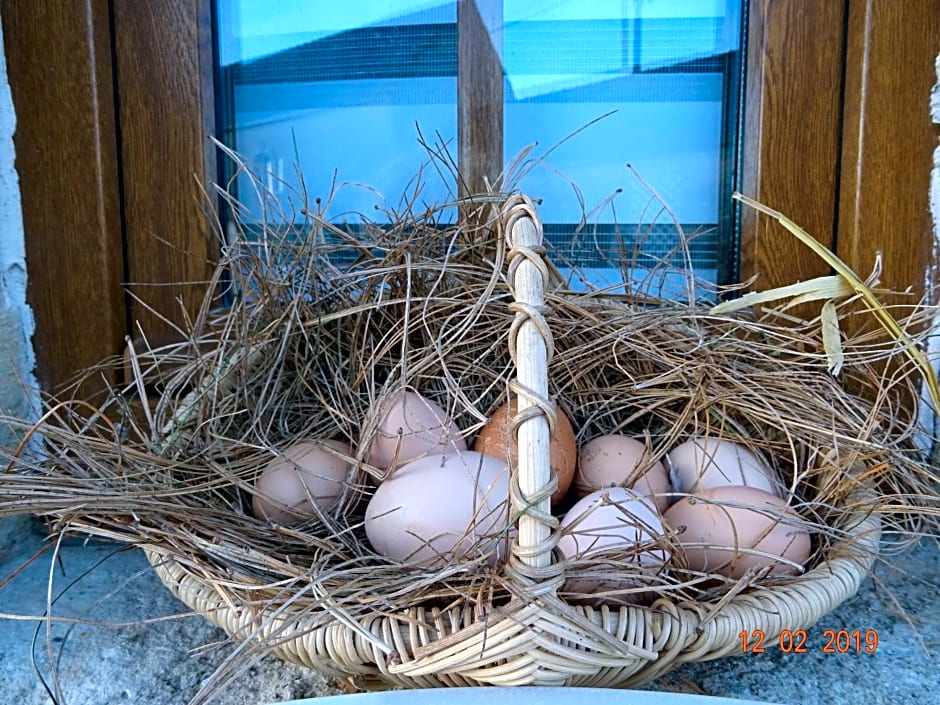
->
[[926, 54, 940, 454], [0, 13, 39, 556], [0, 11, 36, 431]]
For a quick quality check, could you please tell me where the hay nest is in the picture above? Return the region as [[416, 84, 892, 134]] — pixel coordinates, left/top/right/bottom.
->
[[3, 174, 939, 697]]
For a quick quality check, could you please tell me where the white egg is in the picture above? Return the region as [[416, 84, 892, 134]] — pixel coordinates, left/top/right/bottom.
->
[[556, 487, 670, 604], [365, 390, 466, 472], [364, 450, 511, 566], [667, 436, 781, 496]]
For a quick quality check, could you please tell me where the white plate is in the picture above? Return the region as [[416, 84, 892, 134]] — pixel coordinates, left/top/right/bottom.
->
[[272, 687, 780, 705]]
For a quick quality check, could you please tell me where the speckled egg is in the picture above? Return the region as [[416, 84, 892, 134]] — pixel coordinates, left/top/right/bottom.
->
[[576, 434, 671, 512]]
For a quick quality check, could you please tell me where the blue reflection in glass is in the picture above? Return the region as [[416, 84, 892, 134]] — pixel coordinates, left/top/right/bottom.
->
[[216, 1, 744, 294]]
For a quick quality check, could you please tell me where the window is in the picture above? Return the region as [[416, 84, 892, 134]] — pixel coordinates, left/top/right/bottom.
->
[[217, 1, 460, 220], [216, 1, 745, 295], [4, 1, 937, 392]]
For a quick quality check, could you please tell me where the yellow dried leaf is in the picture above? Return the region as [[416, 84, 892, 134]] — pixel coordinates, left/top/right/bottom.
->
[[821, 299, 844, 376], [733, 192, 940, 413], [710, 275, 853, 315]]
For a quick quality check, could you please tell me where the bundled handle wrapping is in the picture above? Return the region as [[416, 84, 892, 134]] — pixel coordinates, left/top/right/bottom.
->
[[501, 195, 561, 582]]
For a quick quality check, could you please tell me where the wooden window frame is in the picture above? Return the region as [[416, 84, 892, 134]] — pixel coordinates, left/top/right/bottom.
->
[[4, 0, 939, 394]]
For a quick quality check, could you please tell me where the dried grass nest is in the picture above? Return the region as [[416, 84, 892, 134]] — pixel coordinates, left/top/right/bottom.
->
[[3, 180, 940, 693]]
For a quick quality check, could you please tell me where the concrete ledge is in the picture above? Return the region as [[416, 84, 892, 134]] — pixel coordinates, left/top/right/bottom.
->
[[1, 525, 937, 705]]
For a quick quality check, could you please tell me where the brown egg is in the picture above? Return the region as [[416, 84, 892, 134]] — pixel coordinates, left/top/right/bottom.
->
[[366, 390, 466, 472], [364, 450, 512, 566], [473, 397, 576, 506], [663, 485, 811, 579], [252, 439, 356, 525], [576, 434, 671, 512]]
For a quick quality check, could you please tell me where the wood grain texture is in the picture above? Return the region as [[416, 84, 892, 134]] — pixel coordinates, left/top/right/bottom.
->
[[3, 0, 125, 395], [739, 0, 847, 289], [112, 0, 218, 343], [458, 0, 503, 199], [837, 0, 940, 300]]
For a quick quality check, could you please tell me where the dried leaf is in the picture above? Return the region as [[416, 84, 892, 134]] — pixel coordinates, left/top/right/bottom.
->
[[710, 275, 853, 315], [733, 192, 940, 413], [821, 299, 844, 376]]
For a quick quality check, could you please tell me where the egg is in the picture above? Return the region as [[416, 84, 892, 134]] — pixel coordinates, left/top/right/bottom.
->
[[364, 450, 512, 566], [667, 436, 780, 496], [473, 398, 576, 505], [252, 439, 356, 524], [556, 487, 670, 604], [663, 485, 811, 579], [576, 435, 671, 512], [366, 390, 466, 472]]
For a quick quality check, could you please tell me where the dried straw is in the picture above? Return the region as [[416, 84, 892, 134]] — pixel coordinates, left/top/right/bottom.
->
[[2, 153, 939, 697]]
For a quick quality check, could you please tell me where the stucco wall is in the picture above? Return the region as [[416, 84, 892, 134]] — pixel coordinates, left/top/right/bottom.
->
[[0, 14, 35, 430], [929, 56, 940, 457], [0, 15, 39, 556]]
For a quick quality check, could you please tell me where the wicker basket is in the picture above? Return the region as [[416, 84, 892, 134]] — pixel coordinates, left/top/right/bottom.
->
[[141, 195, 880, 690]]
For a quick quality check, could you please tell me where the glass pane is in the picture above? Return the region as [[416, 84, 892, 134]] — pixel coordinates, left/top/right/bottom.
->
[[215, 1, 745, 296], [501, 0, 744, 294], [217, 1, 458, 223]]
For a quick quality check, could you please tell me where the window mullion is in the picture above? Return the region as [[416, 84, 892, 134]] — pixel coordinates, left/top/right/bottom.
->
[[457, 0, 504, 212]]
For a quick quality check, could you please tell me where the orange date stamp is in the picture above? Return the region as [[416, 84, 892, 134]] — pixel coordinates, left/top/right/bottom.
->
[[740, 629, 879, 654]]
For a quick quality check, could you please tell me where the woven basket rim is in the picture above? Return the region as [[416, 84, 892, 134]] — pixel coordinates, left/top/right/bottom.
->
[[145, 503, 878, 687]]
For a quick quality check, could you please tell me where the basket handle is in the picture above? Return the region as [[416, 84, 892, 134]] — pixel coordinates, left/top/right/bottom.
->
[[502, 195, 559, 577]]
